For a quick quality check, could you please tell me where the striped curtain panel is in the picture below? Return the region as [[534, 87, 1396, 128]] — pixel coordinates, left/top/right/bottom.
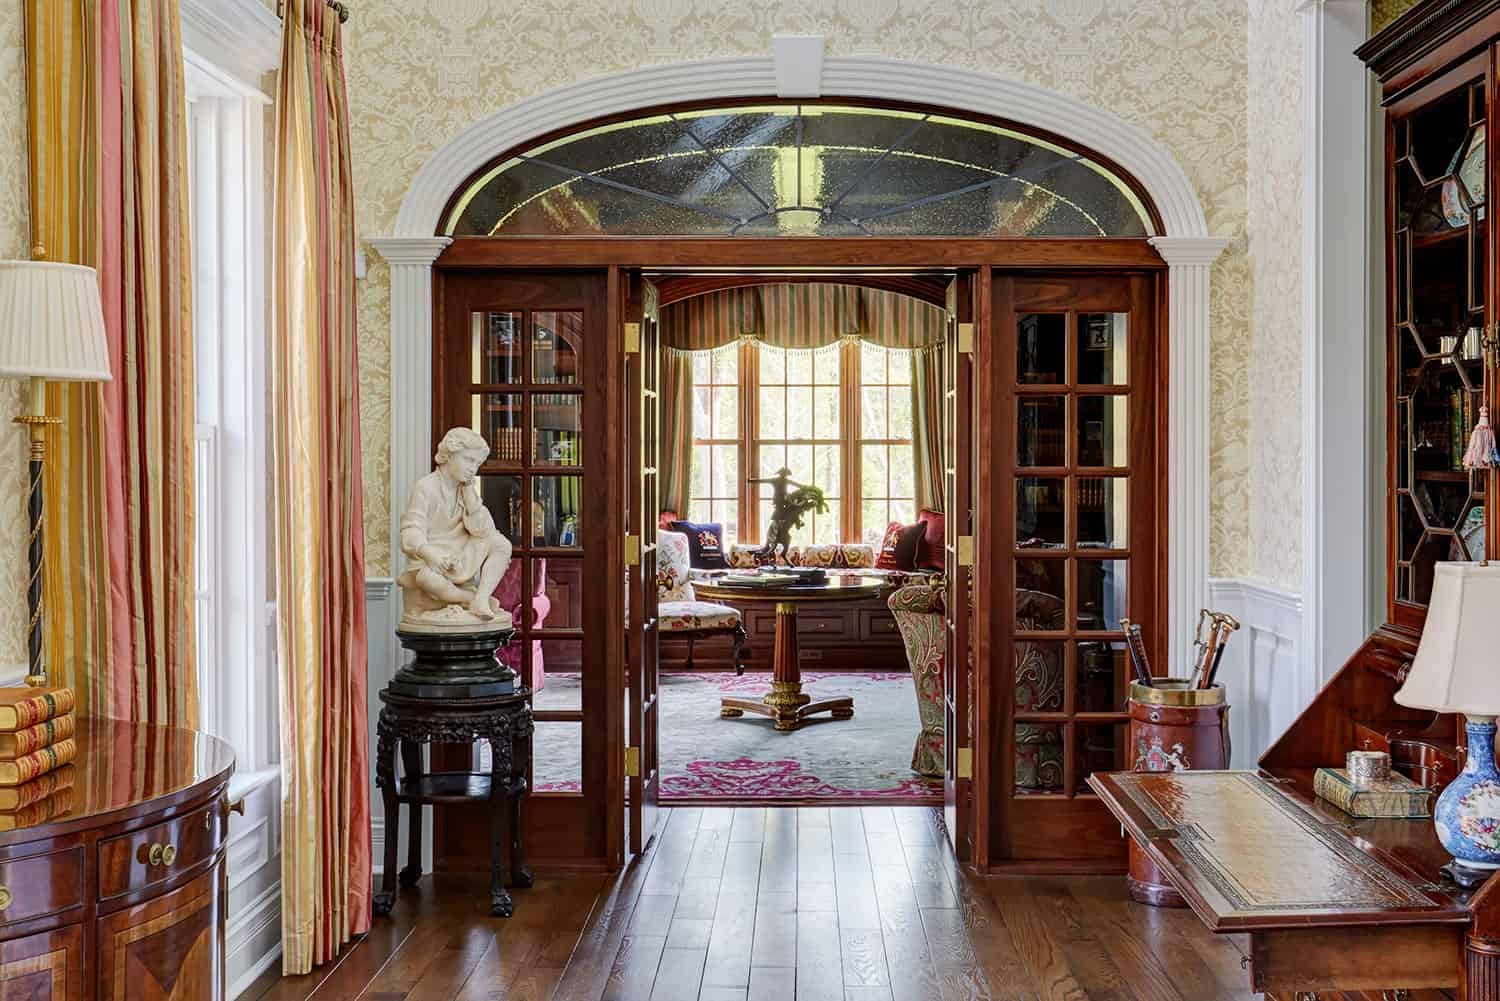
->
[[24, 0, 197, 723], [24, 0, 113, 715], [659, 348, 694, 515], [910, 346, 946, 513], [659, 286, 760, 350], [756, 282, 862, 348], [107, 0, 198, 722], [272, 0, 371, 973]]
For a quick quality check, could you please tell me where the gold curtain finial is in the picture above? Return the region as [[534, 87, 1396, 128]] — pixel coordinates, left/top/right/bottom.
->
[[30, 245, 45, 261]]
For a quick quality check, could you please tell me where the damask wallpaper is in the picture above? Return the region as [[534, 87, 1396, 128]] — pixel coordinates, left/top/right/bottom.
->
[[1247, 0, 1305, 589], [0, 2, 34, 670], [342, 0, 1259, 582], [1371, 0, 1419, 35]]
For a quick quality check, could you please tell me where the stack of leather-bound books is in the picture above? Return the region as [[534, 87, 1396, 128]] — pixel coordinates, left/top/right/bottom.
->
[[0, 688, 77, 830]]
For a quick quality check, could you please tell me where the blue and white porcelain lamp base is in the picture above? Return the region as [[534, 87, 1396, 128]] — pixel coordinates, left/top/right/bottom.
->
[[1436, 714, 1500, 888]]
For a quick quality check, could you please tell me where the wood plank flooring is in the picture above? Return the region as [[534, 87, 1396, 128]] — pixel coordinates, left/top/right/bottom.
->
[[246, 807, 1255, 1001]]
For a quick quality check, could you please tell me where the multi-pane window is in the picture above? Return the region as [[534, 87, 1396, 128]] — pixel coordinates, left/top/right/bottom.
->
[[858, 342, 916, 546], [757, 343, 842, 545], [687, 341, 920, 547], [688, 345, 740, 543]]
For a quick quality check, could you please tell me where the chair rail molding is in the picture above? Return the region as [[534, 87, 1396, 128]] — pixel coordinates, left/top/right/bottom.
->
[[375, 53, 1225, 668], [1208, 577, 1304, 766], [1300, 0, 1374, 700]]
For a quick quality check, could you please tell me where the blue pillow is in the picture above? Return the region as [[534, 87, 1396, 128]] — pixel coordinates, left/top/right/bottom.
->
[[668, 520, 728, 569]]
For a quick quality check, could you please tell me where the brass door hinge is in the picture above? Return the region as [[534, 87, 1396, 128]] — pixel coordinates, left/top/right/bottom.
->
[[625, 746, 641, 778], [625, 535, 641, 566], [956, 747, 973, 780], [956, 535, 975, 567], [956, 322, 974, 355], [623, 322, 641, 354]]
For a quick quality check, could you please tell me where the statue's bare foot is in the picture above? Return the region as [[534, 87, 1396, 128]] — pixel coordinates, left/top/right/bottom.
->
[[469, 595, 494, 619]]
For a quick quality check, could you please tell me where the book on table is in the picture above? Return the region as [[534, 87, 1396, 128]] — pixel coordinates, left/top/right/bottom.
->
[[1313, 766, 1432, 818], [0, 688, 75, 731], [0, 738, 77, 788], [0, 713, 75, 759]]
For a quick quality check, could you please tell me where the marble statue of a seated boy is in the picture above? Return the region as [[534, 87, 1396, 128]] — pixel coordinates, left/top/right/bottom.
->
[[396, 426, 514, 631]]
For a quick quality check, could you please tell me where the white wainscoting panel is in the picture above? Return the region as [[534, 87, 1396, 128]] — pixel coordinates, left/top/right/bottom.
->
[[1206, 578, 1303, 767], [227, 770, 282, 998], [366, 578, 432, 876]]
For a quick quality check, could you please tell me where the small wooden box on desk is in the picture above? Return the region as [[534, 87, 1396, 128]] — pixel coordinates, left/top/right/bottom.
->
[[0, 718, 235, 1001]]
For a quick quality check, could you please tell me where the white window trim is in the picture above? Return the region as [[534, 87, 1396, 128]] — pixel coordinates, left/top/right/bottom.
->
[[186, 51, 275, 772]]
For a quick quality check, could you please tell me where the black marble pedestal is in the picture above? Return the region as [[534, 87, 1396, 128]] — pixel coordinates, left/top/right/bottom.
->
[[390, 626, 516, 699]]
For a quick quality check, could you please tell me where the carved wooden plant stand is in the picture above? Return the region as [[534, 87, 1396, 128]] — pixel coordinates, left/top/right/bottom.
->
[[373, 687, 533, 917]]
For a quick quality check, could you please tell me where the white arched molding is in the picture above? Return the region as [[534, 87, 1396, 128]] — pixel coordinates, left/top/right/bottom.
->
[[373, 55, 1226, 656], [365, 235, 451, 601], [1149, 236, 1231, 680]]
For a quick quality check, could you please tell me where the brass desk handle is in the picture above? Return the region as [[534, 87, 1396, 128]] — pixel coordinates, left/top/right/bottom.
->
[[162, 844, 178, 866], [148, 843, 163, 866], [0, 887, 12, 911]]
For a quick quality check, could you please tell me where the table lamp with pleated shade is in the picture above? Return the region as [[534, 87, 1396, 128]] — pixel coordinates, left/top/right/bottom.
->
[[1396, 561, 1500, 886], [0, 260, 111, 687]]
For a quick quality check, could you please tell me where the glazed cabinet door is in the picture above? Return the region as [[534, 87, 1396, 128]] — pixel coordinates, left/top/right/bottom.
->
[[96, 865, 224, 1001], [0, 925, 84, 1000]]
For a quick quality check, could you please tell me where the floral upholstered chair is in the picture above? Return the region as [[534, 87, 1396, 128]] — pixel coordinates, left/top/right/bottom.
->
[[659, 530, 747, 673], [888, 582, 946, 777]]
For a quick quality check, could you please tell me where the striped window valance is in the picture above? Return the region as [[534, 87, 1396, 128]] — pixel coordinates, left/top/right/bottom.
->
[[659, 283, 946, 350]]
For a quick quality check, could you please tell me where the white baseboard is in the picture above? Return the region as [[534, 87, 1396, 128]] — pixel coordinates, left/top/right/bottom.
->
[[1207, 577, 1304, 767], [228, 881, 282, 998]]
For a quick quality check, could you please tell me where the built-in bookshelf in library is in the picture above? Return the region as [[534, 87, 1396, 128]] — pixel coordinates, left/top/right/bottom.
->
[[1393, 76, 1488, 607]]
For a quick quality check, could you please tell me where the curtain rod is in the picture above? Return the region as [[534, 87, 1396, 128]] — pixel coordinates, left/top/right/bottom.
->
[[277, 0, 351, 23]]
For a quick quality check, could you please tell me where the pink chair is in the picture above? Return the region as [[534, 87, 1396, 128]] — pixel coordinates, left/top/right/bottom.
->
[[493, 558, 551, 691]]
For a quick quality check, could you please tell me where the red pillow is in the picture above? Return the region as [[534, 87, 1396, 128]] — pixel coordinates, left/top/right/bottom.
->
[[876, 521, 904, 570], [916, 509, 945, 571]]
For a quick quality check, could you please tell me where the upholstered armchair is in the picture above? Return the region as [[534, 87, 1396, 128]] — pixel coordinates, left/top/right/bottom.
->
[[888, 582, 945, 777], [493, 558, 551, 691], [658, 530, 747, 672]]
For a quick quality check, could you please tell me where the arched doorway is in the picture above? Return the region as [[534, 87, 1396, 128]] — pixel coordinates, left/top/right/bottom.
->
[[371, 59, 1226, 875]]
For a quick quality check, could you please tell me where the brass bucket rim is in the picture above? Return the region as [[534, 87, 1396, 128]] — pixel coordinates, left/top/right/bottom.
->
[[1128, 679, 1227, 707]]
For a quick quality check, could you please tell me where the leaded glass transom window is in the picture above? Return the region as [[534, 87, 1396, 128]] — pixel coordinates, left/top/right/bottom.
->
[[442, 103, 1155, 238]]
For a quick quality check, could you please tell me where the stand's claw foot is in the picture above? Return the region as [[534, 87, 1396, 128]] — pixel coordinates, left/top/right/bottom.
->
[[398, 864, 422, 888], [373, 892, 394, 917], [490, 890, 514, 917], [720, 707, 744, 718], [511, 864, 534, 889]]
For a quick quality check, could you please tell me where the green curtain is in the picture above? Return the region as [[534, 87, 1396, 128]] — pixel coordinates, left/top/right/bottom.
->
[[660, 348, 694, 515], [911, 345, 945, 513]]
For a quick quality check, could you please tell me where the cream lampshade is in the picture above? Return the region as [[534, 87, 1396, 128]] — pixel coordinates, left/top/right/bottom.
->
[[1395, 561, 1500, 886], [0, 259, 111, 688], [1396, 561, 1500, 717], [0, 261, 111, 381]]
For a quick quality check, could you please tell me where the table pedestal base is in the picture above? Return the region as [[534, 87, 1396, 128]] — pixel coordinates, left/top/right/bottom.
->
[[721, 681, 854, 732]]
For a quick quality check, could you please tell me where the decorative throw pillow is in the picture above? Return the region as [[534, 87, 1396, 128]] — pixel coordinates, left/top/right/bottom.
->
[[876, 522, 905, 570], [916, 509, 945, 571], [893, 521, 926, 571], [668, 520, 728, 569]]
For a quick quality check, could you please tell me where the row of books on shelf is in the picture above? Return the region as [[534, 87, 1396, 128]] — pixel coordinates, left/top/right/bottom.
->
[[0, 687, 79, 830]]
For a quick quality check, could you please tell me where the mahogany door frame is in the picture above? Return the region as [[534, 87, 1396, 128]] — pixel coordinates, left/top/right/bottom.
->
[[427, 236, 1168, 874]]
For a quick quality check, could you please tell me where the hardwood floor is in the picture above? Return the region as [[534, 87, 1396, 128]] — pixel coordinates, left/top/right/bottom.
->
[[245, 807, 1255, 1000]]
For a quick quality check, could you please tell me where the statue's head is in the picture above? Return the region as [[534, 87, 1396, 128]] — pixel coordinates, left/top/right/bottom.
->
[[435, 426, 490, 484]]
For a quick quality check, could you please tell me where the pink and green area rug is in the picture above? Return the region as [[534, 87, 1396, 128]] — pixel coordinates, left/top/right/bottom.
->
[[532, 672, 943, 804]]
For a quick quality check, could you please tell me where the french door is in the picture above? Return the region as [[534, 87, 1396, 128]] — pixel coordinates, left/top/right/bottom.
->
[[431, 268, 623, 871], [985, 272, 1161, 869], [943, 271, 977, 861], [625, 271, 663, 853]]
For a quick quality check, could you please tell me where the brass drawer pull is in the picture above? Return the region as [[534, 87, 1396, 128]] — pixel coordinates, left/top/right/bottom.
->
[[145, 843, 177, 867], [0, 886, 12, 911]]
